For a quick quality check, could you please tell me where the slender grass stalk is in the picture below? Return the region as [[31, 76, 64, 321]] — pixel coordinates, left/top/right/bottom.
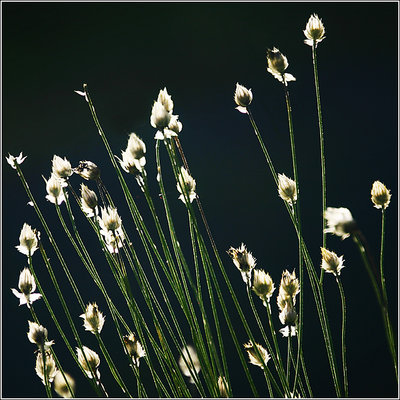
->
[[336, 276, 348, 397], [286, 332, 292, 382], [379, 209, 397, 381], [311, 42, 327, 268], [282, 80, 305, 397], [245, 109, 342, 396]]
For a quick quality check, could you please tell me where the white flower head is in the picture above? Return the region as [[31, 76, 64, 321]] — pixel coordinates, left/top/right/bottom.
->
[[266, 47, 296, 85], [27, 321, 54, 350], [278, 173, 297, 204], [157, 87, 174, 113], [324, 207, 357, 240], [98, 207, 125, 252], [228, 243, 256, 285], [279, 269, 300, 302], [304, 14, 326, 47], [279, 302, 298, 326], [123, 333, 146, 367], [44, 174, 65, 205], [151, 101, 171, 131], [178, 345, 201, 384], [127, 133, 146, 161], [35, 351, 58, 385], [52, 155, 73, 179], [118, 149, 145, 176], [321, 248, 345, 276], [234, 83, 253, 113], [76, 346, 100, 379], [99, 206, 121, 232], [80, 302, 105, 334], [244, 342, 270, 369], [54, 371, 76, 398], [252, 269, 275, 302], [168, 115, 183, 135], [80, 184, 98, 217], [371, 180, 391, 210], [177, 166, 197, 204], [217, 376, 229, 398], [74, 160, 101, 181], [11, 268, 42, 307], [6, 152, 27, 169], [16, 223, 39, 256]]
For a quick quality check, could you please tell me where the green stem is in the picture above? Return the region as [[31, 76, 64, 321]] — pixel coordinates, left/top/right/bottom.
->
[[336, 277, 348, 397], [379, 210, 398, 381], [311, 42, 327, 268]]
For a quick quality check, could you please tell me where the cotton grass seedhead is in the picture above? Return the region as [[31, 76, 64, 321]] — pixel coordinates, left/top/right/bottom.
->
[[178, 345, 201, 384], [157, 87, 174, 113], [371, 180, 391, 210], [80, 302, 105, 334], [324, 207, 357, 240], [234, 83, 253, 113], [304, 14, 326, 47], [6, 152, 27, 169], [177, 166, 197, 204], [228, 243, 256, 285], [123, 333, 146, 367], [35, 351, 58, 385], [80, 184, 98, 217], [11, 268, 42, 307], [278, 173, 297, 204], [252, 269, 275, 302], [16, 223, 39, 256], [217, 376, 229, 398], [44, 174, 65, 205], [52, 155, 73, 179], [267, 47, 296, 85], [321, 247, 345, 276], [244, 342, 270, 369], [279, 302, 298, 326], [27, 321, 54, 350], [151, 101, 171, 131], [279, 269, 300, 300], [168, 115, 183, 135], [54, 371, 76, 398], [75, 160, 101, 181], [76, 346, 100, 379], [99, 206, 122, 232]]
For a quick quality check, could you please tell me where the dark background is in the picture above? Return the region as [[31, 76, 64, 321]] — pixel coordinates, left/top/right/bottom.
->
[[2, 2, 398, 398]]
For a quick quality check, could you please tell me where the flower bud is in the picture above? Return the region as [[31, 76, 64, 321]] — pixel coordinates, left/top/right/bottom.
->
[[44, 174, 65, 205], [278, 173, 297, 204], [243, 342, 270, 369], [16, 223, 39, 256], [252, 269, 275, 301], [168, 115, 183, 135], [324, 207, 357, 240], [123, 333, 146, 367], [76, 346, 100, 379], [321, 247, 345, 276], [27, 321, 54, 350], [178, 345, 201, 384], [177, 167, 196, 204], [52, 155, 72, 179], [234, 83, 253, 112], [99, 206, 121, 232], [371, 180, 391, 210], [80, 302, 105, 334], [228, 243, 256, 285], [304, 14, 326, 47], [35, 351, 58, 385], [75, 160, 101, 181], [80, 184, 98, 217], [157, 87, 174, 113], [266, 47, 296, 85], [150, 101, 171, 130], [54, 371, 76, 398], [279, 269, 300, 299]]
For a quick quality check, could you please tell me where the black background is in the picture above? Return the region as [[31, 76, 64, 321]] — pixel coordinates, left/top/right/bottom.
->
[[3, 2, 398, 398]]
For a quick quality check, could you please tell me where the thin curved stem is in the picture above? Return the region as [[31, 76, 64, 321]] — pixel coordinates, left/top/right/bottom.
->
[[336, 277, 348, 397]]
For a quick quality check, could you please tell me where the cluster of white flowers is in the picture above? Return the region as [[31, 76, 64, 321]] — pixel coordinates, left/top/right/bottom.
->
[[151, 88, 183, 140]]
